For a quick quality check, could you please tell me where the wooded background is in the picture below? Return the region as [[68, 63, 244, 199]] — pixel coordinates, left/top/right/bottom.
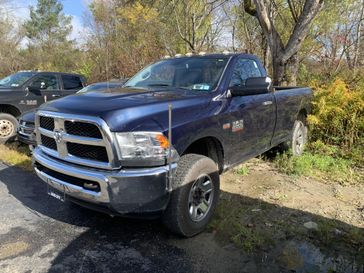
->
[[0, 0, 363, 85], [0, 0, 363, 165]]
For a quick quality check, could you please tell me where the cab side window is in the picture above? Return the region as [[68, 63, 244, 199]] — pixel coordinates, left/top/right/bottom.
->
[[62, 75, 83, 90], [30, 75, 60, 90], [229, 59, 262, 87]]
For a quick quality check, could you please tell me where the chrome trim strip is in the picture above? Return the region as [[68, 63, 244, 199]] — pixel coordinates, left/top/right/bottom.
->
[[39, 127, 105, 146], [62, 133, 105, 146], [38, 145, 112, 169], [38, 127, 54, 138]]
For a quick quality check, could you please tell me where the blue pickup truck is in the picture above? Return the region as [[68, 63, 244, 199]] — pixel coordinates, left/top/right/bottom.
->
[[32, 53, 311, 236]]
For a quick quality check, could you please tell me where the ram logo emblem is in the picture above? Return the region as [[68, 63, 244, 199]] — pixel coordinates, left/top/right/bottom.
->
[[53, 130, 64, 144]]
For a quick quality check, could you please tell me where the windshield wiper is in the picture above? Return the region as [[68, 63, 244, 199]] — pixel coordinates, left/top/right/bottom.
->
[[147, 84, 170, 87]]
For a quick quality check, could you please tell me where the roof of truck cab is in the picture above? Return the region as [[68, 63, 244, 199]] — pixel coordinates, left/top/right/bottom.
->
[[35, 71, 85, 77], [165, 53, 259, 60]]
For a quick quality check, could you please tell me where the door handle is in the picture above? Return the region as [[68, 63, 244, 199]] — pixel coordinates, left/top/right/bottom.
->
[[52, 94, 61, 98], [262, 101, 273, 106]]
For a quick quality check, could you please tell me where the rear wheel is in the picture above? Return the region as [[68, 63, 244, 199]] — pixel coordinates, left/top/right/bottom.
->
[[162, 154, 220, 237], [291, 119, 308, 156], [278, 116, 308, 156], [0, 113, 18, 144]]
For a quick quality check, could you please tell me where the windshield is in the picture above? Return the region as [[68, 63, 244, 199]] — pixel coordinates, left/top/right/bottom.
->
[[125, 57, 229, 92], [77, 82, 122, 94], [0, 72, 37, 88]]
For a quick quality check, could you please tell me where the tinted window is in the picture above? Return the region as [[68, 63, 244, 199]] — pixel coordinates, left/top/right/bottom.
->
[[62, 75, 83, 90], [0, 72, 37, 88], [229, 59, 262, 87], [125, 57, 229, 92], [30, 74, 60, 90]]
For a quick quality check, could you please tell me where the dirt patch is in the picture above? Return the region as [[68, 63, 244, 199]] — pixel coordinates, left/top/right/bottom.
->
[[0, 241, 30, 260], [222, 159, 364, 228], [210, 158, 364, 272]]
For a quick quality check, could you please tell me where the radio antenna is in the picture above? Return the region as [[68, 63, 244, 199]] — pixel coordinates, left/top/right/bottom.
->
[[167, 104, 173, 192]]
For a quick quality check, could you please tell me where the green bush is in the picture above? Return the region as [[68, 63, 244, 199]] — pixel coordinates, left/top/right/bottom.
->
[[307, 79, 364, 165]]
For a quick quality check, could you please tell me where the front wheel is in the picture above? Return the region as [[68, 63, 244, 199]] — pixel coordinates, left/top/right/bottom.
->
[[0, 113, 18, 144], [162, 154, 220, 237]]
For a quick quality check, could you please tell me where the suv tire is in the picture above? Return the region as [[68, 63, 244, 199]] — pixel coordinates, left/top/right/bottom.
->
[[162, 154, 220, 237], [0, 113, 18, 144]]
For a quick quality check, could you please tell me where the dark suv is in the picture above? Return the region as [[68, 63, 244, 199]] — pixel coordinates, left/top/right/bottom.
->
[[0, 71, 85, 143]]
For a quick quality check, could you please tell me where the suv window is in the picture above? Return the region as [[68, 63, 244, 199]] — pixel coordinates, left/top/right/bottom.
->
[[30, 74, 60, 90], [62, 75, 83, 90], [229, 59, 262, 87]]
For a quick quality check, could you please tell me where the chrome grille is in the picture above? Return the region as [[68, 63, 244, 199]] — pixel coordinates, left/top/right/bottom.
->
[[36, 111, 119, 170]]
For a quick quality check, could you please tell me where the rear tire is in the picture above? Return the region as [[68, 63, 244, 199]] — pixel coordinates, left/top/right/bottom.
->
[[278, 116, 308, 156], [162, 154, 220, 237], [291, 119, 308, 156], [0, 113, 18, 144]]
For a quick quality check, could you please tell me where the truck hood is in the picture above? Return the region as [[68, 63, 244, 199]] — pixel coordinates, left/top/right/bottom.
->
[[39, 87, 212, 132]]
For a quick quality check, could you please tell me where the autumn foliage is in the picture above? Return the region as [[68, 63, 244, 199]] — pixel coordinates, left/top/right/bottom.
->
[[307, 79, 364, 163]]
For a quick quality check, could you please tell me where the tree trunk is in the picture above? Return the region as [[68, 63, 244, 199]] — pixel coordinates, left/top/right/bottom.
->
[[272, 53, 298, 86], [244, 0, 323, 86]]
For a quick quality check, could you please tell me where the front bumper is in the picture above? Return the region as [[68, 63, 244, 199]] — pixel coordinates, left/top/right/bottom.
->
[[17, 124, 36, 146], [17, 132, 37, 146], [33, 148, 177, 215]]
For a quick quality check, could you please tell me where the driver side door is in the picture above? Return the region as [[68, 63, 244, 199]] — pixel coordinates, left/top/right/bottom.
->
[[26, 73, 62, 110], [227, 58, 275, 163]]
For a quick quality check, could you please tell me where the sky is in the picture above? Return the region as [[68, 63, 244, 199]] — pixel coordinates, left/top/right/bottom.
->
[[2, 0, 89, 41]]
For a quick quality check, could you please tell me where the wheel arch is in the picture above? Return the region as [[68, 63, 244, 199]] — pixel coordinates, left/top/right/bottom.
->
[[181, 136, 224, 173], [297, 108, 308, 122], [0, 104, 21, 118]]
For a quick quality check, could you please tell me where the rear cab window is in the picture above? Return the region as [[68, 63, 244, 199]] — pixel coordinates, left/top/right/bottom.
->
[[62, 75, 84, 90]]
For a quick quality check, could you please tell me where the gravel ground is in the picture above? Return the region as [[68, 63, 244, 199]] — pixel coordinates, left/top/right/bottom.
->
[[0, 163, 251, 273], [1, 160, 363, 273]]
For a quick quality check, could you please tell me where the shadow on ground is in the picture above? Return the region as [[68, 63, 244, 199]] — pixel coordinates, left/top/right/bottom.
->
[[0, 163, 363, 273]]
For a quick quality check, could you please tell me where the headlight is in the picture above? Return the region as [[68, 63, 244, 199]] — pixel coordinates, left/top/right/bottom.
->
[[114, 132, 179, 167]]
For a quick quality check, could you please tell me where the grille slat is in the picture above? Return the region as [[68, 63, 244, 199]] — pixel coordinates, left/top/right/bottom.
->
[[39, 116, 54, 131], [67, 143, 108, 162], [41, 135, 57, 150], [65, 121, 102, 139]]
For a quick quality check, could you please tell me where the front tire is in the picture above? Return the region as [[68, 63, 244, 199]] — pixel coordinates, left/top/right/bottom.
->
[[162, 154, 220, 237], [0, 113, 18, 144]]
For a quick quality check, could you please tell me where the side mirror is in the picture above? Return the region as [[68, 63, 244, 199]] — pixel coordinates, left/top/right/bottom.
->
[[229, 77, 272, 97]]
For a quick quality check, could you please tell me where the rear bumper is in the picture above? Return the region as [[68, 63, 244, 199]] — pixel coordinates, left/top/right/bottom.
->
[[33, 148, 176, 215]]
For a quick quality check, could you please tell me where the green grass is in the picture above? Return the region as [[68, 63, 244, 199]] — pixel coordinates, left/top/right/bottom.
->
[[273, 151, 363, 184], [235, 164, 249, 176], [208, 198, 276, 253], [0, 143, 32, 171]]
